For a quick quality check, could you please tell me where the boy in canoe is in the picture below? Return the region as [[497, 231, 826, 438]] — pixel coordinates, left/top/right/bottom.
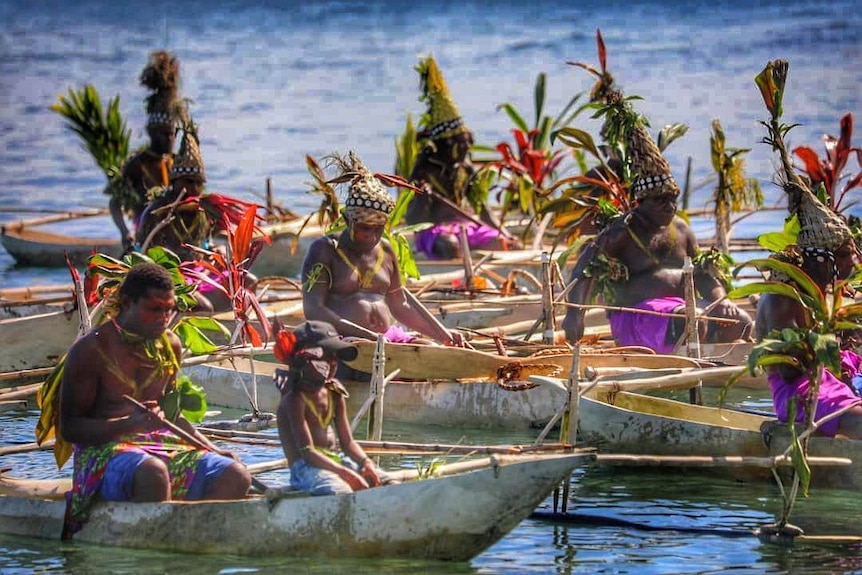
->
[[273, 320, 391, 495], [561, 82, 752, 352], [301, 151, 464, 347], [58, 263, 251, 536]]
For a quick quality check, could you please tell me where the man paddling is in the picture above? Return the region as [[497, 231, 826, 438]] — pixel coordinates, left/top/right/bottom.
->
[[59, 263, 250, 536], [273, 320, 391, 495]]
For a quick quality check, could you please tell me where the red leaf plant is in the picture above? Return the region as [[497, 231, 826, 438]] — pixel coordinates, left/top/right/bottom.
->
[[793, 113, 862, 213]]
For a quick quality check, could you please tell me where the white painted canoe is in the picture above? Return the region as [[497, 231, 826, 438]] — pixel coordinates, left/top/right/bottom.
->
[[0, 451, 592, 560], [181, 357, 571, 429], [0, 303, 79, 372], [575, 387, 862, 490]]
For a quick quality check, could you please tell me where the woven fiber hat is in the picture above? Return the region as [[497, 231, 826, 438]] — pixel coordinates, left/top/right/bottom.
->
[[169, 123, 205, 182], [140, 50, 181, 128], [795, 189, 853, 251], [619, 93, 680, 200], [417, 55, 469, 140], [341, 152, 395, 226]]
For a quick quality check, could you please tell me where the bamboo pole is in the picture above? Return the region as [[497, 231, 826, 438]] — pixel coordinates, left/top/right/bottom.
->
[[0, 284, 74, 299], [596, 454, 852, 468], [682, 257, 703, 405], [0, 382, 42, 401], [1, 208, 109, 230], [0, 440, 54, 456], [0, 295, 75, 308], [0, 367, 55, 384], [459, 225, 474, 290], [367, 334, 386, 445], [540, 251, 555, 345]]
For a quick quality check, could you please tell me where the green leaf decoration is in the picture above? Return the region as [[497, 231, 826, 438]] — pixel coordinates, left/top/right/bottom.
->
[[172, 321, 219, 355], [162, 375, 208, 424]]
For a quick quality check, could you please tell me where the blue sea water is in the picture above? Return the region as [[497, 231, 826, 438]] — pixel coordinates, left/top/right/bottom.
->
[[1, 0, 861, 572]]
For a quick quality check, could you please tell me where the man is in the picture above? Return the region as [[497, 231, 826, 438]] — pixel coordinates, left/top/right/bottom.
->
[[109, 51, 181, 252], [755, 189, 862, 438], [405, 56, 518, 259], [302, 152, 463, 346], [136, 123, 209, 260], [59, 263, 251, 534], [274, 320, 387, 495], [561, 122, 752, 352]]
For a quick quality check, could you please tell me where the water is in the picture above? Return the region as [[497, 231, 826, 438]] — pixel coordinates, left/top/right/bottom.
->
[[1, 0, 861, 572]]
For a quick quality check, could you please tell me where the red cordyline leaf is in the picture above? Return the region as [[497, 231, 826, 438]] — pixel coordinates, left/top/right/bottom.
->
[[273, 325, 297, 364], [513, 129, 531, 154], [597, 29, 607, 74], [84, 249, 100, 306], [231, 204, 258, 265], [373, 172, 423, 193], [793, 146, 830, 190]]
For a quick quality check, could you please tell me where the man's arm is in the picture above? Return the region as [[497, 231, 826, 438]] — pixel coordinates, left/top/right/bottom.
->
[[561, 239, 602, 344], [300, 239, 351, 331], [385, 246, 457, 345], [334, 395, 380, 487]]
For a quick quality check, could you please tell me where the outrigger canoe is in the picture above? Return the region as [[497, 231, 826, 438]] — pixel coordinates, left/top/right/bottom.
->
[[180, 349, 745, 429], [0, 451, 592, 560], [570, 384, 862, 490], [0, 300, 79, 373]]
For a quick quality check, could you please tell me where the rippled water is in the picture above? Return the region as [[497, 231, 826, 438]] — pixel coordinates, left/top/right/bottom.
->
[[2, 0, 861, 572]]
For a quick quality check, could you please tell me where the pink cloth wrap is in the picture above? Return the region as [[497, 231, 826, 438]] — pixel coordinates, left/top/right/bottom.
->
[[383, 324, 417, 343], [415, 222, 501, 260], [767, 349, 862, 437], [607, 297, 684, 354]]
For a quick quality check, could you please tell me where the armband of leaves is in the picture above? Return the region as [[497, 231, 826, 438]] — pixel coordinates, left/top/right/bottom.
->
[[303, 263, 332, 292], [584, 253, 628, 305], [692, 247, 734, 292], [593, 197, 625, 232]]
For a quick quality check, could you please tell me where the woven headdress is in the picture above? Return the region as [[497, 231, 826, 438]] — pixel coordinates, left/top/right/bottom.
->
[[755, 59, 853, 253], [170, 123, 205, 182], [336, 152, 395, 226], [140, 50, 181, 128], [416, 56, 469, 140]]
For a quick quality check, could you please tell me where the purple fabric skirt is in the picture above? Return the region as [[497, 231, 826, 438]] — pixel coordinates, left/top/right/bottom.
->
[[607, 296, 684, 354], [414, 222, 501, 260], [768, 349, 862, 436]]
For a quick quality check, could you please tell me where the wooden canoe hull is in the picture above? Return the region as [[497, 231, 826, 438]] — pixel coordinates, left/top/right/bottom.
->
[[578, 390, 862, 489], [0, 226, 122, 267], [0, 307, 79, 372], [0, 452, 590, 560], [182, 357, 570, 429]]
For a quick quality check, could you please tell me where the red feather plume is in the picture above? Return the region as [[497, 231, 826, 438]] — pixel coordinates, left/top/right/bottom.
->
[[274, 327, 297, 364]]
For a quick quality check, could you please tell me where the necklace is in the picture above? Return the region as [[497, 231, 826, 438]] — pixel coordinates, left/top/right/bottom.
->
[[335, 245, 385, 289], [300, 389, 334, 428], [104, 319, 179, 398]]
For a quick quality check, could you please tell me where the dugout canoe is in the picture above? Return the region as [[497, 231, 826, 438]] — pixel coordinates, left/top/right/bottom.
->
[[0, 225, 123, 267], [0, 451, 591, 560], [181, 357, 572, 429], [572, 385, 862, 489], [0, 302, 79, 373]]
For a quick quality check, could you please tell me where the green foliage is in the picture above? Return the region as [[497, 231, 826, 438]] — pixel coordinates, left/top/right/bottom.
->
[[51, 84, 130, 181], [757, 215, 800, 252], [692, 247, 735, 292], [394, 113, 419, 183], [161, 375, 208, 424]]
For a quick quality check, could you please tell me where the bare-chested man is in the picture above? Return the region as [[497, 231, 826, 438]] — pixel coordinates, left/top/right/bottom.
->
[[109, 51, 180, 252], [59, 263, 250, 534], [405, 56, 517, 260], [275, 320, 388, 495], [755, 190, 862, 439], [302, 152, 462, 346], [562, 156, 752, 353]]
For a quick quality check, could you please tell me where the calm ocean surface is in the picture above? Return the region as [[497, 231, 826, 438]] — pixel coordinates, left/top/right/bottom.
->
[[1, 0, 861, 572]]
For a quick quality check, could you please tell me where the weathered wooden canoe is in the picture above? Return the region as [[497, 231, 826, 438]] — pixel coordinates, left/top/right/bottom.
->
[[0, 451, 592, 560], [574, 387, 862, 489], [0, 225, 123, 267], [182, 357, 571, 429], [343, 340, 707, 382], [0, 302, 79, 372]]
